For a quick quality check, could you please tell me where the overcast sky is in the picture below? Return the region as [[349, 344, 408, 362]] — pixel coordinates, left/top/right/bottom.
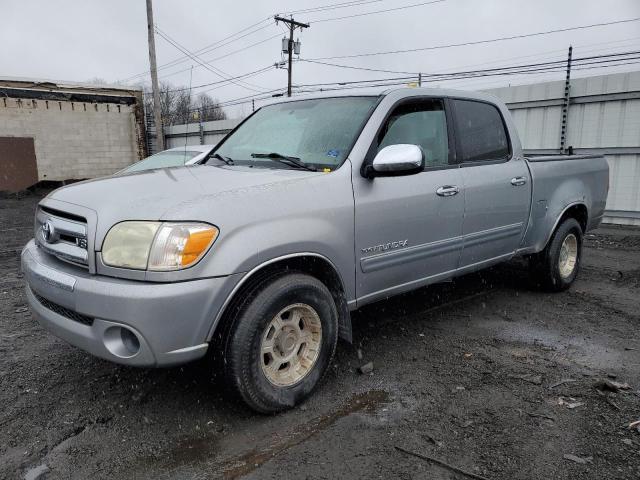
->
[[3, 0, 639, 116]]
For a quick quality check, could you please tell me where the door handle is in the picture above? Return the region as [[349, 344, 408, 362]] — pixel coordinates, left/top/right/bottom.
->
[[511, 176, 527, 186], [436, 185, 460, 197]]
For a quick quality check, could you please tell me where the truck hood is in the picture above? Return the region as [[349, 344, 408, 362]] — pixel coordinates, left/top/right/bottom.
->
[[45, 165, 317, 244], [49, 165, 315, 218]]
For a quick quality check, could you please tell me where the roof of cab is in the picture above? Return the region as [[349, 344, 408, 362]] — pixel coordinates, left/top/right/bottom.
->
[[263, 86, 501, 107]]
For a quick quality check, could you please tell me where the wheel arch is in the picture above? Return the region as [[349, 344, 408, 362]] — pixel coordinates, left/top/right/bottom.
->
[[543, 202, 588, 249], [207, 253, 352, 345]]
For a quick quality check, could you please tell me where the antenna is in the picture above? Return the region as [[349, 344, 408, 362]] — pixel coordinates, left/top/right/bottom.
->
[[184, 65, 193, 157]]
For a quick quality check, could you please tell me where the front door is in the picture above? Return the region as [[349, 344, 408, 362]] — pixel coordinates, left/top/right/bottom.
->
[[353, 97, 465, 305]]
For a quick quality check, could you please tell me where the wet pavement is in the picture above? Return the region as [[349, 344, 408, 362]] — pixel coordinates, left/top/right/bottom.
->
[[1, 193, 639, 479]]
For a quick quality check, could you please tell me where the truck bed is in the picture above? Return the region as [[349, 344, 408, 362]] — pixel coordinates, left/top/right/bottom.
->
[[520, 153, 609, 253], [525, 153, 602, 163]]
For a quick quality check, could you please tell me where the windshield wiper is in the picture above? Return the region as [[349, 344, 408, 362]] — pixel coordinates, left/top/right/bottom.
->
[[210, 153, 234, 165], [251, 152, 317, 172]]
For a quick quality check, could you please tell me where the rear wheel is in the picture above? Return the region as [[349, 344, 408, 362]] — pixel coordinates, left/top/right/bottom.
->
[[224, 273, 338, 413], [529, 218, 583, 292]]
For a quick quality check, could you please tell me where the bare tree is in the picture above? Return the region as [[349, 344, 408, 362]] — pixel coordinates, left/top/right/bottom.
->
[[83, 77, 109, 86], [195, 92, 227, 122], [173, 89, 192, 125], [143, 83, 226, 126]]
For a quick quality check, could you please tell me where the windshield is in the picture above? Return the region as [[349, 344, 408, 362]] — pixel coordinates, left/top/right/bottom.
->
[[213, 96, 378, 170], [121, 150, 202, 173]]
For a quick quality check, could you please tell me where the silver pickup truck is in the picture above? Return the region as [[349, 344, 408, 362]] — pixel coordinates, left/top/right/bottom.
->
[[22, 88, 609, 412]]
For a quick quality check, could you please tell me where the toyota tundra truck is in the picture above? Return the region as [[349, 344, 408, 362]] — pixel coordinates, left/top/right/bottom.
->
[[22, 88, 609, 412]]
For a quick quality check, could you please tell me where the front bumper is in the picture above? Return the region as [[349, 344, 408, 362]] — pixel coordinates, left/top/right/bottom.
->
[[21, 239, 241, 367]]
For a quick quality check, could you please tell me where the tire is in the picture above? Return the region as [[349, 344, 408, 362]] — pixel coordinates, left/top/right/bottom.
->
[[223, 273, 338, 413], [529, 218, 583, 292]]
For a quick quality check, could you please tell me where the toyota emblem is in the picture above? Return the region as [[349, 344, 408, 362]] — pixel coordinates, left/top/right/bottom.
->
[[41, 221, 54, 243]]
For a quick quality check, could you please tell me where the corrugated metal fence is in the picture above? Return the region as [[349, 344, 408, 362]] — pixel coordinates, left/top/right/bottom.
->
[[164, 119, 241, 150], [486, 71, 640, 226]]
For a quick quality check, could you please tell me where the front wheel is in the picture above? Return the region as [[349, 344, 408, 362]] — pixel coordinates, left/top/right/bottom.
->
[[223, 273, 338, 413], [529, 217, 583, 292]]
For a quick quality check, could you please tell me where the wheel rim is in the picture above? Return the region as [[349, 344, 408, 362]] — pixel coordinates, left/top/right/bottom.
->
[[260, 303, 322, 387], [559, 233, 578, 279]]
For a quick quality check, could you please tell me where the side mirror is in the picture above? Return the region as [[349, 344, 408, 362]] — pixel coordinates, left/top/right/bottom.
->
[[363, 144, 424, 178]]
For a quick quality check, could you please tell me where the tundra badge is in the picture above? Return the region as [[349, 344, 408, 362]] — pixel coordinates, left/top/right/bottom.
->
[[361, 240, 408, 254]]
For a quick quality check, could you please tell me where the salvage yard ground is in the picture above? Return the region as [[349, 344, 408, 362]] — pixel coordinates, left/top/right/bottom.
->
[[1, 192, 639, 480]]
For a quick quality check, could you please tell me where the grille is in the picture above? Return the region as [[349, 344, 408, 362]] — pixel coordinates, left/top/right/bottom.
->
[[36, 207, 89, 268], [33, 292, 94, 326]]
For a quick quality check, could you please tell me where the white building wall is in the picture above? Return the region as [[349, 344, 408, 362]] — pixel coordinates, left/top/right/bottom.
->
[[0, 97, 140, 181]]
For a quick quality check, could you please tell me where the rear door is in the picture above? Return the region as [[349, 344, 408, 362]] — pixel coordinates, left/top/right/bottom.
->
[[352, 97, 464, 304], [451, 98, 531, 268]]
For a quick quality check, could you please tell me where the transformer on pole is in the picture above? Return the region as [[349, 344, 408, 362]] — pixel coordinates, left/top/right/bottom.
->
[[274, 16, 309, 97]]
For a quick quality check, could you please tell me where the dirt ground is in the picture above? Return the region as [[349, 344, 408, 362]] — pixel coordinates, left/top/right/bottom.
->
[[1, 192, 639, 480]]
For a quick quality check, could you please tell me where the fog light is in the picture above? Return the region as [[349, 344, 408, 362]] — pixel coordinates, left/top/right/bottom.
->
[[104, 326, 141, 358]]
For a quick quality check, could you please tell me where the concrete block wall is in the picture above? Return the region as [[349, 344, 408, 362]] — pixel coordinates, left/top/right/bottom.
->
[[0, 97, 141, 181]]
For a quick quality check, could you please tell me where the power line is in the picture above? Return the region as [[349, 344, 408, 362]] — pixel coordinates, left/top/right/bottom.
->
[[445, 59, 640, 89], [291, 52, 640, 89], [233, 56, 638, 105], [158, 33, 282, 81], [155, 21, 274, 72], [302, 58, 417, 75], [127, 18, 273, 81], [166, 65, 275, 92], [154, 26, 268, 92], [145, 0, 394, 85], [300, 50, 640, 77], [294, 74, 415, 88], [297, 39, 640, 91], [217, 90, 284, 107], [310, 0, 446, 23], [292, 59, 640, 95], [424, 35, 640, 75], [281, 0, 385, 16], [175, 48, 640, 113], [180, 56, 640, 115], [120, 17, 275, 82], [186, 88, 286, 112], [308, 17, 640, 60], [124, 0, 409, 83]]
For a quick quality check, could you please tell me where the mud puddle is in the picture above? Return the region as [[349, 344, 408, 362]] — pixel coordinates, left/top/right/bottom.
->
[[221, 390, 389, 479]]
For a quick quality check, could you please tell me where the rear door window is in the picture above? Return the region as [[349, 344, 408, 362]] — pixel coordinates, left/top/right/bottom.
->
[[452, 99, 510, 162]]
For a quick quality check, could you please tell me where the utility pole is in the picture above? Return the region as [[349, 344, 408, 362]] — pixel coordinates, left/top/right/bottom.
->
[[146, 0, 164, 150], [559, 45, 573, 154], [275, 16, 309, 97]]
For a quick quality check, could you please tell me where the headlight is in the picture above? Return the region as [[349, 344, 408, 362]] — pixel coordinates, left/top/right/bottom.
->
[[102, 221, 218, 271]]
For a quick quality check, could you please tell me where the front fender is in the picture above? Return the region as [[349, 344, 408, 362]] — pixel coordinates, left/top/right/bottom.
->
[[206, 214, 356, 300]]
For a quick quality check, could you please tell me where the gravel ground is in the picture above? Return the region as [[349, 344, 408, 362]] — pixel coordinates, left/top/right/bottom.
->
[[1, 192, 639, 480]]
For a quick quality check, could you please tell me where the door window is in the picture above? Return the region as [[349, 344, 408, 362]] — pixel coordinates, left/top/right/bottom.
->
[[453, 99, 510, 162], [376, 99, 449, 168]]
